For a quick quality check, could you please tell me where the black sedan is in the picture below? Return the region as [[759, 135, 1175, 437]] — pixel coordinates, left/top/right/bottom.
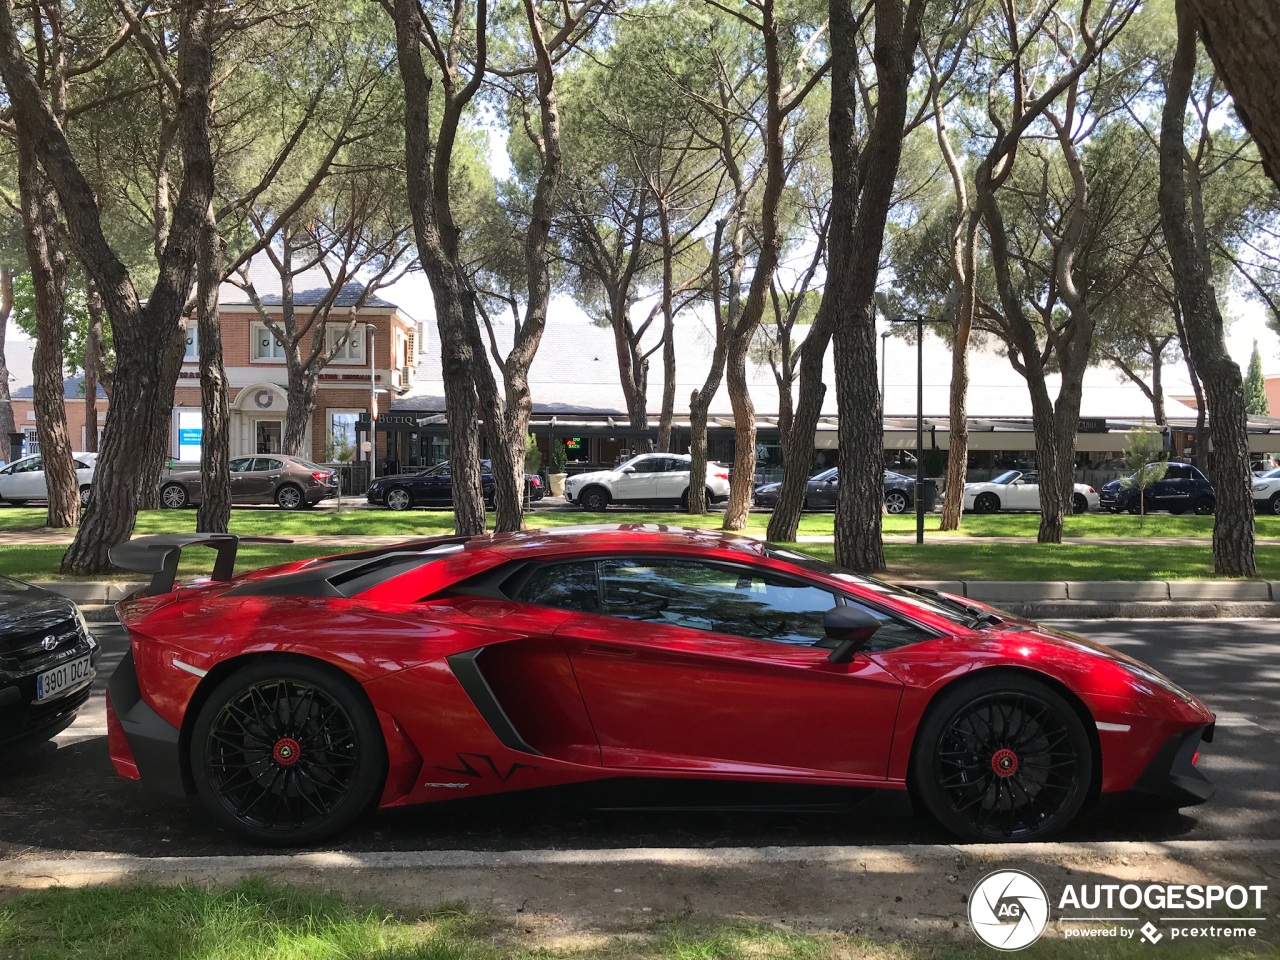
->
[[1, 576, 99, 750], [1098, 462, 1215, 515], [367, 459, 545, 511], [753, 468, 916, 513]]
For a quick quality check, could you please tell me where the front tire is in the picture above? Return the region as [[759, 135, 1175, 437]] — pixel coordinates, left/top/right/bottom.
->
[[160, 483, 189, 509], [579, 487, 610, 512], [974, 492, 1000, 514], [275, 484, 304, 510], [1194, 496, 1215, 516], [79, 485, 91, 508], [910, 674, 1093, 843], [190, 659, 387, 846], [1270, 492, 1280, 516], [385, 487, 413, 511], [885, 491, 909, 515]]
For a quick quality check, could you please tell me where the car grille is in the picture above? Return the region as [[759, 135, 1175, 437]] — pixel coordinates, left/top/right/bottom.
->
[[0, 615, 83, 674]]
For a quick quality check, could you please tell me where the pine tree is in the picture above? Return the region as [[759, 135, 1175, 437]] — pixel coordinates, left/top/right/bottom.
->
[[1246, 341, 1270, 416]]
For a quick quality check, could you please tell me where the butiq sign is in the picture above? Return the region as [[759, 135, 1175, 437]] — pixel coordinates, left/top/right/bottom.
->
[[968, 871, 1269, 950]]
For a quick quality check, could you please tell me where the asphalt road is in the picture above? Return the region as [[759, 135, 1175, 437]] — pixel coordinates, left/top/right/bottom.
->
[[2, 619, 1276, 859]]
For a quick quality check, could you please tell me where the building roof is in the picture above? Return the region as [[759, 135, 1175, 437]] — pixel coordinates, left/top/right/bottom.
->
[[392, 312, 1204, 423], [220, 252, 397, 310], [12, 376, 107, 401]]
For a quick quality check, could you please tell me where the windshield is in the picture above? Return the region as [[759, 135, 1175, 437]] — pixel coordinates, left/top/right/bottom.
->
[[810, 467, 838, 482], [1263, 467, 1280, 479], [762, 544, 973, 626], [992, 471, 1019, 485]]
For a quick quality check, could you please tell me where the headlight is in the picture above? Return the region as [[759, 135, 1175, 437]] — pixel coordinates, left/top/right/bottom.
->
[[1123, 662, 1195, 704], [1253, 483, 1268, 492]]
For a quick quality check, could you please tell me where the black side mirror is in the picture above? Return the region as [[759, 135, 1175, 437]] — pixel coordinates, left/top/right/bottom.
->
[[818, 606, 881, 663]]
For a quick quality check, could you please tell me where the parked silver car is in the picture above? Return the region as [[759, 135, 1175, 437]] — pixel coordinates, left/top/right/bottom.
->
[[0, 453, 97, 507]]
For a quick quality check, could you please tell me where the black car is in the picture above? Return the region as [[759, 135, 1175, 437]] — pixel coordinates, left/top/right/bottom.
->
[[1, 576, 98, 750], [1098, 461, 1216, 515], [367, 459, 545, 511], [753, 468, 916, 513]]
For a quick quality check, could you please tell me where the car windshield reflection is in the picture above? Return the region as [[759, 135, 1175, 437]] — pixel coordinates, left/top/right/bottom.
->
[[992, 470, 1019, 484]]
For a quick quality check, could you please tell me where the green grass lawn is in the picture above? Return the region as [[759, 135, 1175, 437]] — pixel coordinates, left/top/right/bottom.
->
[[4, 505, 1280, 541], [4, 537, 1276, 584], [1, 880, 1272, 960]]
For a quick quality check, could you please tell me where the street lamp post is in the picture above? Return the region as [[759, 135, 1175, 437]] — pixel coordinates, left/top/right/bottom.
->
[[366, 323, 377, 481], [875, 292, 956, 546]]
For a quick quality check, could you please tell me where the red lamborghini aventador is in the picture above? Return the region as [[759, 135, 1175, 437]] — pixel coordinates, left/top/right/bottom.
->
[[105, 526, 1215, 845]]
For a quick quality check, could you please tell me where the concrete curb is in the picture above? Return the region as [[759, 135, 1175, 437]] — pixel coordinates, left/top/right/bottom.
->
[[5, 839, 1280, 885]]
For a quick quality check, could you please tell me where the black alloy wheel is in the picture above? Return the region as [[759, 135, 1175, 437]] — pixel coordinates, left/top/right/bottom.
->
[[973, 492, 1000, 514], [911, 675, 1092, 842], [161, 483, 189, 509], [1072, 493, 1088, 514], [579, 487, 610, 512], [885, 490, 909, 514], [1194, 496, 1215, 516], [191, 660, 386, 845]]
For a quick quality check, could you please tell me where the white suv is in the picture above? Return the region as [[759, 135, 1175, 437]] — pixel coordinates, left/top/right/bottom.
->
[[564, 454, 731, 511], [1252, 467, 1280, 514], [0, 452, 98, 507]]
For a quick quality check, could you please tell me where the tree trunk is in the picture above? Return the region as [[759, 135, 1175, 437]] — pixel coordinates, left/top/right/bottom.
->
[[1150, 344, 1167, 426], [0, 266, 15, 443], [687, 221, 729, 515], [282, 357, 317, 458], [656, 202, 677, 453], [1160, 0, 1255, 576], [391, 0, 488, 535], [18, 138, 78, 528], [722, 334, 756, 530], [940, 232, 979, 531], [830, 0, 924, 571], [1184, 0, 1280, 188], [766, 309, 831, 542], [195, 209, 231, 534], [84, 285, 101, 452]]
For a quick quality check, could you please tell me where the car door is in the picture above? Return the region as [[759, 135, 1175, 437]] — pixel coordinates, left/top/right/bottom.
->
[[1008, 471, 1039, 509], [412, 464, 451, 504], [653, 457, 690, 502], [810, 469, 838, 509], [1152, 464, 1191, 510], [610, 457, 661, 503], [226, 457, 256, 502], [5, 456, 45, 499], [550, 556, 905, 781]]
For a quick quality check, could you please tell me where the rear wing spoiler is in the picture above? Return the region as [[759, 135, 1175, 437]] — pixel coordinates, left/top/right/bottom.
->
[[108, 534, 295, 596]]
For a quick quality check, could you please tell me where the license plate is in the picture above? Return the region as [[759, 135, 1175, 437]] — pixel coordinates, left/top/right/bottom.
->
[[36, 654, 93, 702]]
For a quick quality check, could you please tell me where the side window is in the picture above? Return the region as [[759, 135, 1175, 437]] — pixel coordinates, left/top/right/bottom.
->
[[19, 457, 43, 473], [74, 460, 92, 469], [597, 559, 838, 646], [628, 458, 661, 474], [229, 457, 254, 473], [510, 562, 600, 613], [1164, 465, 1190, 481], [662, 458, 688, 473], [256, 458, 284, 472], [1021, 472, 1038, 485], [842, 598, 933, 652]]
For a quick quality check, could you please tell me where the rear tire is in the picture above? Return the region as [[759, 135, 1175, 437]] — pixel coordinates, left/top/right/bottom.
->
[[909, 673, 1093, 843], [79, 485, 91, 508], [189, 659, 387, 846], [1071, 493, 1087, 515], [275, 484, 304, 510], [1194, 496, 1215, 516], [160, 483, 189, 509], [885, 491, 909, 515], [1270, 492, 1280, 516]]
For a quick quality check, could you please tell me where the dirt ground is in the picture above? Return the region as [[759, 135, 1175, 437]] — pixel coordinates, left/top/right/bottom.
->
[[3, 845, 1277, 948]]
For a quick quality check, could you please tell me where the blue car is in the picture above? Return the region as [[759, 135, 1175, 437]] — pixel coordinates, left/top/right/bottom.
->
[[1098, 462, 1215, 515]]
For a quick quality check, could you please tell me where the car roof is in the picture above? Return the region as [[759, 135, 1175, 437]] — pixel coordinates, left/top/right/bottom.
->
[[471, 524, 764, 558]]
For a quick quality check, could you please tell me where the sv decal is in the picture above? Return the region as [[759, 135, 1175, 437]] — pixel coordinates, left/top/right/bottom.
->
[[432, 752, 538, 783]]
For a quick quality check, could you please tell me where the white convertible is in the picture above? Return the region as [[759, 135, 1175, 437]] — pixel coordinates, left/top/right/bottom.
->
[[959, 469, 1099, 514]]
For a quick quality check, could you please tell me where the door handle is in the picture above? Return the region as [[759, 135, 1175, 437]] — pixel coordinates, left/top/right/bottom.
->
[[581, 643, 637, 658]]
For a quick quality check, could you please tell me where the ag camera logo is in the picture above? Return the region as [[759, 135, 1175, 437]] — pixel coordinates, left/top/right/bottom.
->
[[969, 870, 1050, 950]]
